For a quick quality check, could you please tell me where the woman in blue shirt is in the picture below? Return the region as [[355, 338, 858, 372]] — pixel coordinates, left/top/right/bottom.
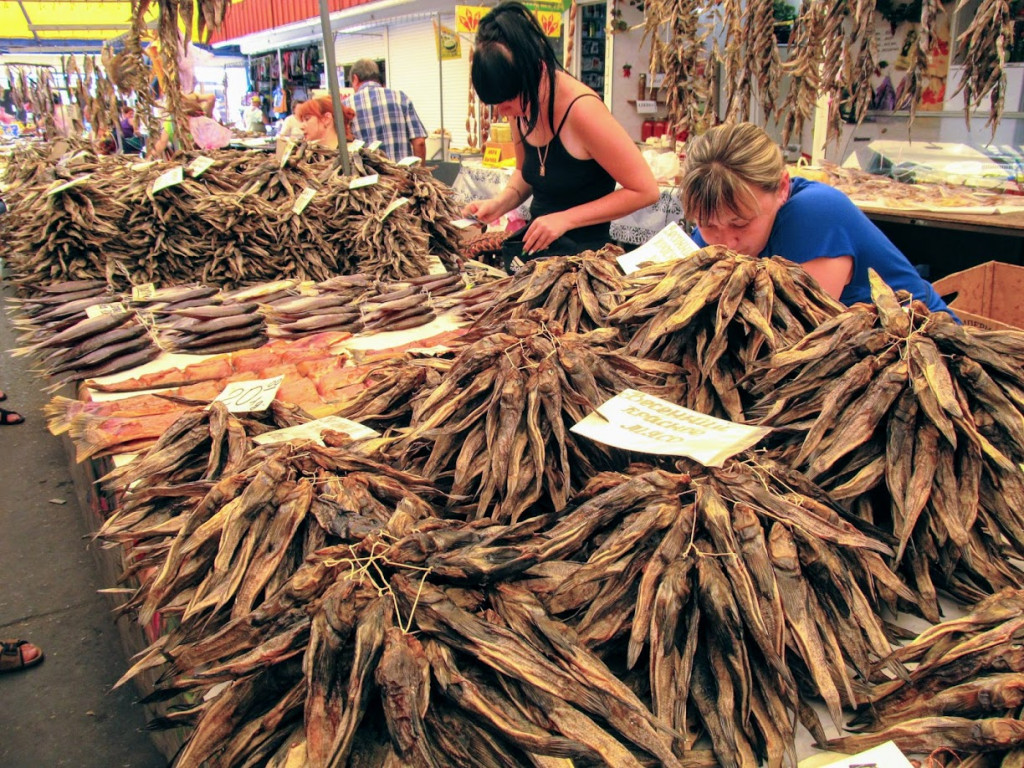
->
[[680, 122, 954, 316]]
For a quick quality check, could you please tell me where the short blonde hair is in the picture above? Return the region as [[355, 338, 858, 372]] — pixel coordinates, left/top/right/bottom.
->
[[680, 122, 785, 223]]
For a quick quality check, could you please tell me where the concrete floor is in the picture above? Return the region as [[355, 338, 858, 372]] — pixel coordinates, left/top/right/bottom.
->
[[0, 280, 167, 767]]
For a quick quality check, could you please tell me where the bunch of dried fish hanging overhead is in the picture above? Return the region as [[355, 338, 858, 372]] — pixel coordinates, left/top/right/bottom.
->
[[385, 310, 684, 522], [606, 247, 844, 421], [0, 144, 464, 291], [749, 270, 1024, 622], [831, 588, 1024, 762]]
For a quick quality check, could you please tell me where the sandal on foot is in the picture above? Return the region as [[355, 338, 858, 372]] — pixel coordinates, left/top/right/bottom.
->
[[0, 409, 23, 425], [0, 640, 44, 673], [0, 389, 6, 401]]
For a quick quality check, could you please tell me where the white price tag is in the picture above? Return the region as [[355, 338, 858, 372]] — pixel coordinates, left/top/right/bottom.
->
[[617, 223, 701, 274], [397, 156, 421, 166], [46, 175, 92, 196], [349, 174, 379, 189], [131, 283, 157, 301], [152, 166, 184, 193], [381, 197, 410, 220], [189, 156, 216, 177], [571, 389, 770, 467], [451, 217, 483, 229], [650, 72, 666, 88], [425, 254, 448, 275], [213, 375, 284, 413], [292, 186, 317, 214], [348, 139, 365, 152], [85, 302, 129, 318], [367, 140, 383, 151], [635, 99, 659, 114], [253, 415, 380, 446]]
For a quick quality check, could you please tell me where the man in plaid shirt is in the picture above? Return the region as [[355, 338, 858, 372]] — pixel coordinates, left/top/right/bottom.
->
[[346, 59, 427, 161]]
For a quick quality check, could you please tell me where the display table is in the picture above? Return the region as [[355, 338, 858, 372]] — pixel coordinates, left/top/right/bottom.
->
[[450, 159, 685, 245]]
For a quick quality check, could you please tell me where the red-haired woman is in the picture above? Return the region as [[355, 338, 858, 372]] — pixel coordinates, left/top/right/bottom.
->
[[295, 95, 355, 149]]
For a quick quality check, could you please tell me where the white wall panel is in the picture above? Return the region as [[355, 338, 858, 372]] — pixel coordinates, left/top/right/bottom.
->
[[334, 15, 473, 152]]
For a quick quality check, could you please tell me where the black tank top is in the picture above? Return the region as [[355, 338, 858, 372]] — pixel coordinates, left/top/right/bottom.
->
[[519, 93, 617, 249]]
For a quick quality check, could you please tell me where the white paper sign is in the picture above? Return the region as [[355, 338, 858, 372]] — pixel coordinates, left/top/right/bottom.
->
[[253, 416, 380, 446], [152, 166, 184, 193], [84, 302, 129, 318], [367, 140, 383, 151], [397, 156, 421, 166], [189, 156, 216, 177], [818, 741, 913, 768], [46, 175, 92, 196], [131, 283, 157, 302], [571, 389, 770, 467], [451, 216, 484, 229], [292, 186, 317, 214], [425, 254, 448, 276], [349, 174, 379, 189], [213, 375, 284, 412], [348, 139, 366, 152], [650, 72, 666, 88], [381, 197, 410, 219], [636, 99, 659, 114], [617, 223, 702, 274]]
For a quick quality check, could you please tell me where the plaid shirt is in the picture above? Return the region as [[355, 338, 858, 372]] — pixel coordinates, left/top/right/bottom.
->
[[345, 82, 426, 161]]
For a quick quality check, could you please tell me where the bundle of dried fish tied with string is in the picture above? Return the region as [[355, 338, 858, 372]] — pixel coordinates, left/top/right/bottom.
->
[[605, 246, 844, 421], [828, 588, 1024, 762], [0, 142, 465, 291], [748, 271, 1024, 622]]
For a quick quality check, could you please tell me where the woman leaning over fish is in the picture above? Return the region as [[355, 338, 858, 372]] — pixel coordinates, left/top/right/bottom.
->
[[680, 122, 955, 317]]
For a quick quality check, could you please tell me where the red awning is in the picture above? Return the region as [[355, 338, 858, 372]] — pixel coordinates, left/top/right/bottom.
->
[[209, 0, 376, 45]]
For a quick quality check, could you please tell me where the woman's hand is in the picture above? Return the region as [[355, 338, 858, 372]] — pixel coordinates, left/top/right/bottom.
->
[[523, 211, 572, 255], [462, 197, 504, 225]]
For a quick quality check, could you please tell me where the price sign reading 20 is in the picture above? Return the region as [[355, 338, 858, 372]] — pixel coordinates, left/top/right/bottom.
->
[[213, 375, 285, 413]]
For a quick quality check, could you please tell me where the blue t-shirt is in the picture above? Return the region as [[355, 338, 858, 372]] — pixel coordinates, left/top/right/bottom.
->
[[693, 177, 953, 316]]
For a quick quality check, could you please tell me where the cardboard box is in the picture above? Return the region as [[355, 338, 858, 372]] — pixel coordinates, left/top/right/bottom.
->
[[931, 261, 1024, 331]]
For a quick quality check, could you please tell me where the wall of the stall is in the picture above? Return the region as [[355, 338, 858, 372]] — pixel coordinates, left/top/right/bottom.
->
[[333, 14, 472, 153]]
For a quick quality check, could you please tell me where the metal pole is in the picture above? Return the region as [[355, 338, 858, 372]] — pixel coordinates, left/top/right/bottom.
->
[[436, 12, 447, 162], [318, 0, 352, 175]]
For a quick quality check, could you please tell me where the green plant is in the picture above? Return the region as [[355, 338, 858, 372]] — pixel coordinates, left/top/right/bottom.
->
[[773, 0, 796, 22]]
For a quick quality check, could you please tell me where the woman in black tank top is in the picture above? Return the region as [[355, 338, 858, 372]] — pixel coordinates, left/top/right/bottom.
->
[[463, 1, 658, 263]]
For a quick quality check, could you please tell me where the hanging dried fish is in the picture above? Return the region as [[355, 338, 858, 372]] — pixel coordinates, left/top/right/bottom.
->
[[951, 0, 1014, 132]]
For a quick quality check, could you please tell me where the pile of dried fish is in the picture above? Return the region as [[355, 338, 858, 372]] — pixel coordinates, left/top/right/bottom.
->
[[330, 356, 453, 432], [607, 246, 843, 421], [387, 310, 683, 521], [10, 293, 159, 388], [750, 272, 1024, 620], [465, 247, 630, 333], [830, 588, 1024, 761], [1, 144, 465, 292], [537, 460, 905, 768]]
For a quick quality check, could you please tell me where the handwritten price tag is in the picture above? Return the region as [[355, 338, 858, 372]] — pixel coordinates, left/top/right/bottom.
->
[[152, 166, 184, 193], [85, 302, 129, 318], [131, 283, 157, 302], [381, 197, 410, 220], [348, 139, 366, 152], [293, 187, 317, 214], [367, 140, 383, 151], [635, 99, 659, 114], [189, 156, 216, 177], [397, 156, 421, 166], [349, 174, 379, 190], [482, 146, 503, 166], [253, 416, 380, 446], [46, 175, 92, 196], [213, 375, 284, 413]]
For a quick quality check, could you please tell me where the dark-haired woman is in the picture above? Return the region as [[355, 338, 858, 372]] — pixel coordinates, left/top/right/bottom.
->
[[462, 1, 657, 259]]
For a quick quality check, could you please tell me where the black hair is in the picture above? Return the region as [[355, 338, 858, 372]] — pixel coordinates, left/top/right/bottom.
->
[[471, 1, 562, 138]]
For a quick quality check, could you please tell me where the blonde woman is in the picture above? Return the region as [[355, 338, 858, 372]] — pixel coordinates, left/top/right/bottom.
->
[[680, 122, 954, 316]]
